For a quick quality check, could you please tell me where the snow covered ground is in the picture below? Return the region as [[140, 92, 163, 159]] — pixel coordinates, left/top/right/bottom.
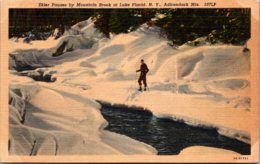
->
[[9, 78, 156, 155], [9, 19, 251, 155]]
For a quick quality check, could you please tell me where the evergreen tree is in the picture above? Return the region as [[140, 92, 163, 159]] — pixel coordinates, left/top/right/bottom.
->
[[109, 10, 141, 34], [9, 8, 250, 46], [93, 10, 111, 38]]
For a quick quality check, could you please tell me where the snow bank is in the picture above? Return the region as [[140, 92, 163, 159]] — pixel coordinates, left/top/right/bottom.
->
[[157, 45, 250, 82], [79, 24, 177, 81], [9, 19, 104, 72], [9, 84, 156, 155], [9, 34, 98, 70], [70, 19, 104, 40], [9, 36, 61, 52], [179, 146, 240, 155]]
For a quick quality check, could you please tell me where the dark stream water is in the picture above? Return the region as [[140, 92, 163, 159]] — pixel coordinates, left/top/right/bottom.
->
[[99, 103, 250, 155]]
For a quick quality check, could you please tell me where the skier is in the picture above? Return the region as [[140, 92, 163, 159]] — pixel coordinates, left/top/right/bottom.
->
[[136, 59, 149, 91]]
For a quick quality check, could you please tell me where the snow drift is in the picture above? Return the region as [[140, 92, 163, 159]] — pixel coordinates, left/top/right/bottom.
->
[[9, 19, 104, 71], [158, 45, 250, 82], [9, 85, 156, 155]]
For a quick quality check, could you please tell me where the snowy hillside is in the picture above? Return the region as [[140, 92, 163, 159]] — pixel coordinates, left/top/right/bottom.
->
[[9, 19, 251, 155]]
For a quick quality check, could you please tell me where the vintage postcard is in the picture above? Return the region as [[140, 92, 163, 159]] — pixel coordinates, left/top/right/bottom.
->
[[0, 0, 259, 163]]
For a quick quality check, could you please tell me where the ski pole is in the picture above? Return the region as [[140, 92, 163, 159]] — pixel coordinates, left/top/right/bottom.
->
[[135, 72, 138, 89]]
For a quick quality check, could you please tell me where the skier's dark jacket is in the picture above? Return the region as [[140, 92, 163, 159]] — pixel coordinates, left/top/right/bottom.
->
[[137, 63, 149, 76]]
